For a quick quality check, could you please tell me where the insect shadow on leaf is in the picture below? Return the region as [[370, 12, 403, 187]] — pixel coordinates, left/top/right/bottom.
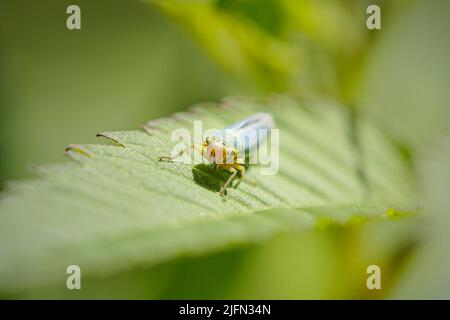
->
[[192, 164, 241, 195]]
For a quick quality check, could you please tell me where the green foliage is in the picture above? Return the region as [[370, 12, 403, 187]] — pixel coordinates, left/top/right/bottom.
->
[[390, 133, 450, 298], [154, 0, 373, 98], [0, 96, 416, 296], [1, 0, 448, 300], [358, 0, 450, 150], [0, 0, 236, 185]]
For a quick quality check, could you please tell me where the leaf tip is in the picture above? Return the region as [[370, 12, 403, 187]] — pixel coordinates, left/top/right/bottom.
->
[[64, 144, 92, 157]]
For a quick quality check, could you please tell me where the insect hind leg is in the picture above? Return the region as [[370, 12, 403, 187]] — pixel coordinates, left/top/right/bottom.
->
[[218, 164, 246, 196], [219, 167, 238, 197]]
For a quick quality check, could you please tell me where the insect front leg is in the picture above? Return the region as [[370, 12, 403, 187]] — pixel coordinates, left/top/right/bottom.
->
[[158, 149, 184, 162], [158, 144, 201, 162], [219, 167, 238, 197]]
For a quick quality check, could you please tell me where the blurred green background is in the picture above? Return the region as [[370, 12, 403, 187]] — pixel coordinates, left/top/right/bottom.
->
[[1, 0, 449, 298], [0, 0, 249, 186]]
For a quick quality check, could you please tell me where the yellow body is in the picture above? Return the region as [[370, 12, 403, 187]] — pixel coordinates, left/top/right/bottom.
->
[[194, 136, 246, 196]]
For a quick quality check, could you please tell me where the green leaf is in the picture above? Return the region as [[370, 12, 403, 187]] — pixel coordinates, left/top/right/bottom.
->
[[390, 133, 450, 298], [153, 0, 373, 97], [0, 95, 415, 293]]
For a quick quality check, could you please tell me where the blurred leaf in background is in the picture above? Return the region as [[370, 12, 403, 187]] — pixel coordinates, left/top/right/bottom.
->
[[154, 0, 390, 100], [155, 0, 450, 149], [0, 0, 241, 186], [358, 0, 450, 150], [390, 134, 450, 298]]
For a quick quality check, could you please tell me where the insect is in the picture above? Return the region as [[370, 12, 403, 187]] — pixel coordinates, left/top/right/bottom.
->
[[159, 112, 275, 196]]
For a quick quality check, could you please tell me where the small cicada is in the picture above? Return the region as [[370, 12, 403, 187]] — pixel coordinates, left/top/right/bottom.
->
[[159, 113, 275, 196]]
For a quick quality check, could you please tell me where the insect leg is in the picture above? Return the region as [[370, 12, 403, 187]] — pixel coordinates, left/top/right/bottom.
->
[[158, 148, 185, 162], [158, 144, 200, 162], [219, 167, 237, 196]]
